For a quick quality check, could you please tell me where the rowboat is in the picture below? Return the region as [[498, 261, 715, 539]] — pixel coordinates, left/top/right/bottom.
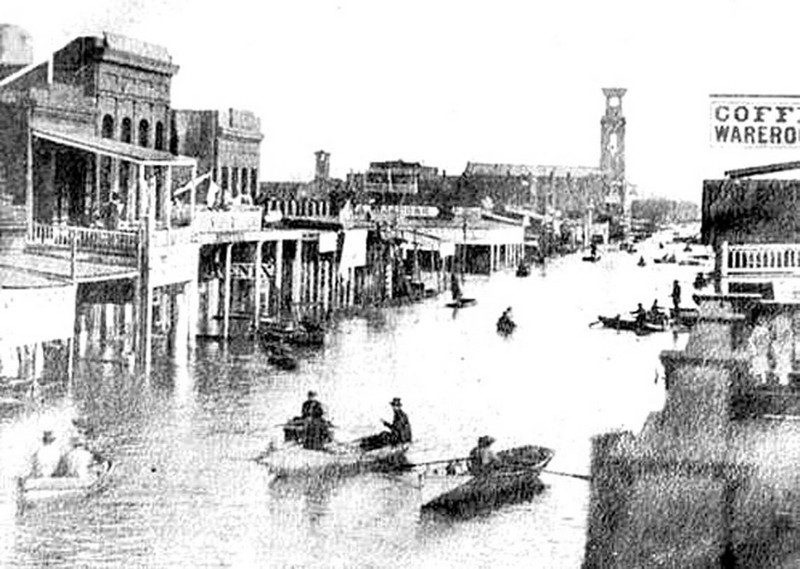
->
[[515, 263, 531, 277], [419, 445, 554, 516], [256, 441, 410, 479], [17, 460, 114, 506], [445, 297, 476, 309], [582, 255, 601, 263], [596, 315, 664, 334], [259, 320, 325, 348]]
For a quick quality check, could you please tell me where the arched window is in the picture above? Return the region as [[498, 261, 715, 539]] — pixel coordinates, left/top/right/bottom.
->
[[121, 118, 132, 143], [155, 121, 165, 150], [138, 119, 150, 147], [101, 115, 114, 138]]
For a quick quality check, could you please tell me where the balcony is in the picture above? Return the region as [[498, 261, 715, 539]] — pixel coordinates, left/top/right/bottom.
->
[[27, 222, 139, 259], [722, 242, 800, 277]]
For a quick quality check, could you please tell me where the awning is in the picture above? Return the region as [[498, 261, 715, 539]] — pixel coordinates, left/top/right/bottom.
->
[[32, 127, 197, 167]]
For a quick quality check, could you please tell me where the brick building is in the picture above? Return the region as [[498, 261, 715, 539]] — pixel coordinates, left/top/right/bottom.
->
[[171, 108, 263, 203]]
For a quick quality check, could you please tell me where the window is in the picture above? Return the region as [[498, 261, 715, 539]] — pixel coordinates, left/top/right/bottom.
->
[[155, 121, 165, 150], [241, 168, 248, 196], [138, 119, 150, 148], [121, 118, 132, 143], [251, 168, 258, 195], [101, 115, 114, 138], [221, 167, 228, 190], [231, 168, 239, 197]]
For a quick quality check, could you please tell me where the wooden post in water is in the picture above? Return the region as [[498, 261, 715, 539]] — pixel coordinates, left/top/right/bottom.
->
[[253, 240, 263, 331], [222, 242, 232, 339], [274, 239, 283, 319]]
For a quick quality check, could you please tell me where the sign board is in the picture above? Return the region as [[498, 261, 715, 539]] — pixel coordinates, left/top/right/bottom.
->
[[0, 284, 76, 345], [709, 94, 800, 148]]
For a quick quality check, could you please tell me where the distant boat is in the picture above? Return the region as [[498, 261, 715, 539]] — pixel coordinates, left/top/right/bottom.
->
[[446, 297, 477, 309], [515, 263, 531, 277], [596, 315, 663, 335], [582, 255, 601, 263]]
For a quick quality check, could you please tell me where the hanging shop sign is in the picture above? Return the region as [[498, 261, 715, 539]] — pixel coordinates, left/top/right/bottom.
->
[[710, 94, 800, 148]]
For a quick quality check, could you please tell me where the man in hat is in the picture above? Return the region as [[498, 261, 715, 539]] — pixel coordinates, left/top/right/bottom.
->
[[301, 390, 324, 420], [30, 430, 61, 478], [382, 397, 412, 446], [468, 435, 497, 475]]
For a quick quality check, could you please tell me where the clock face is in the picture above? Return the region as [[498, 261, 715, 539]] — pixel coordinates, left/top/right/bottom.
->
[[609, 96, 620, 108]]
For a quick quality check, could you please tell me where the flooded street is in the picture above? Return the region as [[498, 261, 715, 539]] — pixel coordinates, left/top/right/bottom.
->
[[0, 235, 706, 568]]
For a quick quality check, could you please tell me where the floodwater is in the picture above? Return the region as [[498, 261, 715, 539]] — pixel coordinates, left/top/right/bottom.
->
[[0, 232, 707, 568]]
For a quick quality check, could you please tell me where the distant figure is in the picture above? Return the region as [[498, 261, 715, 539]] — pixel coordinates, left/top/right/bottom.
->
[[303, 406, 332, 451], [651, 299, 662, 314], [672, 280, 682, 310], [468, 435, 497, 475], [301, 391, 324, 420], [450, 273, 462, 301], [694, 272, 707, 289], [30, 430, 60, 478], [105, 193, 121, 230], [57, 436, 96, 478], [497, 307, 516, 335], [637, 256, 646, 267], [590, 242, 598, 258]]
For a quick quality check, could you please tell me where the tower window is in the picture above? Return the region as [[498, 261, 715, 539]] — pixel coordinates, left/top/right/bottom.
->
[[121, 118, 132, 143], [101, 115, 114, 139], [139, 119, 150, 148], [155, 121, 165, 150]]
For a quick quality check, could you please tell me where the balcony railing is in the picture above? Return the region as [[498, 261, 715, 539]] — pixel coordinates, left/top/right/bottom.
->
[[721, 242, 800, 276], [27, 222, 139, 258]]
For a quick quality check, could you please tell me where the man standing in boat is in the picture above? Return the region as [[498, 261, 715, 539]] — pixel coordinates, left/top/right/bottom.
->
[[450, 272, 462, 302], [468, 435, 497, 475], [672, 279, 682, 310], [303, 405, 332, 451]]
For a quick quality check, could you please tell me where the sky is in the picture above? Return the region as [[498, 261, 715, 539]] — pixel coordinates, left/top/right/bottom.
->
[[6, 0, 800, 203]]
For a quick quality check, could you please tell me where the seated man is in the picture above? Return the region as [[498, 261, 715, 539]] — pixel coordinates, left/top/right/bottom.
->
[[57, 436, 97, 478], [468, 435, 497, 475], [301, 390, 324, 420], [30, 430, 60, 478], [631, 303, 647, 327], [303, 406, 332, 451]]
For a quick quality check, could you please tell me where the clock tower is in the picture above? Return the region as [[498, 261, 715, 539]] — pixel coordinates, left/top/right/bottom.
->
[[600, 88, 629, 236]]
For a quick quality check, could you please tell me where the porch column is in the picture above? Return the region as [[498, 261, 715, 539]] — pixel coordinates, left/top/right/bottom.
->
[[25, 110, 33, 230], [253, 240, 263, 329], [275, 239, 284, 317], [321, 256, 330, 314], [189, 164, 196, 225], [138, 164, 146, 220], [489, 245, 495, 273], [222, 243, 232, 339], [292, 239, 302, 314], [186, 276, 198, 349], [164, 166, 173, 230]]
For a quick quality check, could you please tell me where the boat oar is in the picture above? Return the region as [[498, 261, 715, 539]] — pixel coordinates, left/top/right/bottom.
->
[[588, 320, 602, 328], [542, 469, 591, 481]]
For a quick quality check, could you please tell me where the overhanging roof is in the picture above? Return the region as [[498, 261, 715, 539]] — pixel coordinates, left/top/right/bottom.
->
[[32, 127, 196, 167]]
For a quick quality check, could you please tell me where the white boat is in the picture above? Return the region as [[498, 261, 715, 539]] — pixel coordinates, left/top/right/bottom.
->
[[256, 441, 409, 479], [17, 460, 114, 505]]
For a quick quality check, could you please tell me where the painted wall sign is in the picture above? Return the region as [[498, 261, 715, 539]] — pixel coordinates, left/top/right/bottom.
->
[[710, 94, 800, 147]]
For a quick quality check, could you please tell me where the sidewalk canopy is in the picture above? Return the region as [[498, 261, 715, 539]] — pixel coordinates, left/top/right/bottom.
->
[[32, 126, 197, 167]]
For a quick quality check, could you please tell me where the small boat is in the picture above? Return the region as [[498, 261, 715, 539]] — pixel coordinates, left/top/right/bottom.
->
[[515, 263, 531, 277], [582, 255, 601, 263], [263, 343, 298, 371], [446, 297, 476, 309], [17, 460, 114, 506], [496, 318, 516, 336], [420, 445, 554, 516], [281, 416, 334, 444], [596, 315, 663, 334], [256, 441, 410, 479], [259, 319, 325, 348]]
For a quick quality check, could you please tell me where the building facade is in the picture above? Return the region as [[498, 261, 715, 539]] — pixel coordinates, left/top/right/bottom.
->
[[171, 108, 263, 203]]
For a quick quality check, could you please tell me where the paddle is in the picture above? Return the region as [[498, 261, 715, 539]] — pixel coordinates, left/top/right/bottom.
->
[[588, 320, 602, 328], [542, 469, 592, 481]]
